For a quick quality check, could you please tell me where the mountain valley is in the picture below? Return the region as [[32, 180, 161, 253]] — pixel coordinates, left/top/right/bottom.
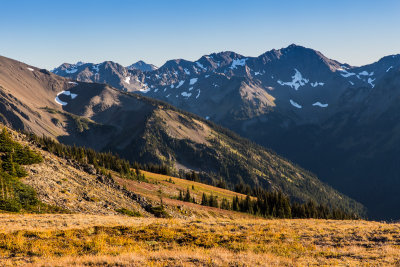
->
[[53, 44, 400, 219], [0, 55, 364, 216]]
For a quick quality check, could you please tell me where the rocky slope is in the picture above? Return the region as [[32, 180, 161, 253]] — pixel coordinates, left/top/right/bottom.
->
[[127, 60, 158, 72], [52, 45, 400, 219], [3, 125, 253, 218], [52, 44, 400, 124], [0, 55, 364, 215], [1, 126, 147, 215]]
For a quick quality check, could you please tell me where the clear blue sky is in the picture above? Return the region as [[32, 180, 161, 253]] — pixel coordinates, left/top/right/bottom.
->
[[1, 0, 399, 69]]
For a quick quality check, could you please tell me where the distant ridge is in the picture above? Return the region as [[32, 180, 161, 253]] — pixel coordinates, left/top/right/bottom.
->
[[51, 44, 400, 219]]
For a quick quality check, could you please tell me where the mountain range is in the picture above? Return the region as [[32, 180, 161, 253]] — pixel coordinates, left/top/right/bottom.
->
[[52, 44, 400, 220], [0, 55, 363, 216]]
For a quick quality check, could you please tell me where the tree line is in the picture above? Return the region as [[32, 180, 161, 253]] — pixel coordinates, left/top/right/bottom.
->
[[25, 131, 359, 220], [0, 128, 64, 213], [177, 186, 359, 220]]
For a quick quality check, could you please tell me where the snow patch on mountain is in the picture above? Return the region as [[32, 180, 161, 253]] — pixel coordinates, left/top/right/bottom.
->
[[124, 77, 130, 84], [277, 69, 309, 90], [359, 71, 374, 76], [181, 92, 191, 97], [188, 87, 193, 91], [386, 66, 393, 72], [189, 78, 198, 85], [196, 90, 201, 99], [176, 80, 184, 88], [92, 65, 100, 72], [66, 68, 78, 74], [196, 62, 206, 70], [68, 81, 78, 85], [184, 68, 190, 75], [230, 58, 248, 69], [55, 96, 67, 106], [205, 75, 210, 78], [349, 81, 354, 85], [140, 88, 150, 93], [338, 65, 349, 70], [27, 67, 34, 71], [289, 99, 302, 109], [312, 102, 328, 108], [55, 90, 79, 106], [170, 84, 174, 88], [311, 82, 324, 87], [338, 69, 355, 77], [368, 78, 375, 88]]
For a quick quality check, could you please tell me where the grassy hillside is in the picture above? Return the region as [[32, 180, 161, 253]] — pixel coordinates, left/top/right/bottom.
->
[[0, 215, 399, 266], [117, 107, 365, 216], [0, 125, 267, 219], [0, 124, 356, 221], [141, 170, 249, 201], [19, 124, 358, 220], [0, 56, 365, 216], [0, 125, 395, 266]]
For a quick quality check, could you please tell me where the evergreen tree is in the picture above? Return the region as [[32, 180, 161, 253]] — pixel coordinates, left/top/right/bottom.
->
[[201, 192, 208, 206], [220, 198, 230, 210], [232, 196, 239, 211], [184, 187, 191, 202], [2, 153, 16, 176]]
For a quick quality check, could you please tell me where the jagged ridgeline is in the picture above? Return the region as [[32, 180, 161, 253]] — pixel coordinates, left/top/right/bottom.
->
[[0, 128, 64, 213], [0, 55, 365, 218], [50, 46, 400, 220]]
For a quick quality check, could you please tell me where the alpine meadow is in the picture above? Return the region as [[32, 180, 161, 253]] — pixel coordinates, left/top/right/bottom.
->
[[0, 1, 399, 266]]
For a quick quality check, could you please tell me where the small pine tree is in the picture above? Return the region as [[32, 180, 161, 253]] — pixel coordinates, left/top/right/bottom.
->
[[201, 192, 208, 206], [220, 198, 230, 210], [184, 187, 191, 202], [232, 196, 239, 211]]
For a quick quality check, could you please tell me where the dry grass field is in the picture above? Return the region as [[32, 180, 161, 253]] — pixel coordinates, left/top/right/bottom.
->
[[0, 215, 399, 266], [127, 170, 249, 201]]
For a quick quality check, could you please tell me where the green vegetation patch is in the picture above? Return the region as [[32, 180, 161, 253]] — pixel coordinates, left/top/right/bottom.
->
[[0, 128, 66, 213], [115, 208, 142, 217]]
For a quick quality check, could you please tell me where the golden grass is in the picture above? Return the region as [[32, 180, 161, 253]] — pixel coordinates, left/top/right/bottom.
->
[[115, 175, 255, 220], [114, 170, 258, 219], [0, 215, 399, 266], [141, 170, 248, 201]]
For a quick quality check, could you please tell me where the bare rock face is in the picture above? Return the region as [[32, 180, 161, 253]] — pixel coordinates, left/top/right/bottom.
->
[[83, 164, 97, 175]]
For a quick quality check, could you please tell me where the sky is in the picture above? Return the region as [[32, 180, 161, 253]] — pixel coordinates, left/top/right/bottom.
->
[[1, 0, 399, 70]]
